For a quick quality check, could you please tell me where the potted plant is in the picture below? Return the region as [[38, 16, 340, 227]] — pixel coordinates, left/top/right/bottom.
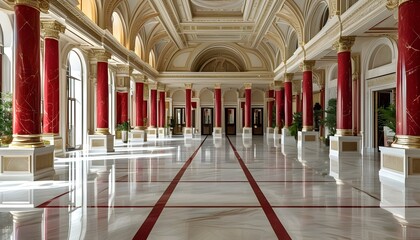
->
[[121, 120, 130, 143], [0, 93, 13, 146], [288, 112, 302, 140], [321, 98, 337, 146], [378, 103, 396, 146]]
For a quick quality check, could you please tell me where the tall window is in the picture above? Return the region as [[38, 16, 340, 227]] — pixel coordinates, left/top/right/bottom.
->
[[112, 12, 124, 44], [149, 50, 156, 68], [67, 50, 84, 150], [78, 0, 97, 23], [135, 36, 143, 59]]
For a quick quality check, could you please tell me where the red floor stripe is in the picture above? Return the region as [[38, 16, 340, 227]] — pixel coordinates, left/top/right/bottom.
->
[[37, 190, 72, 208], [132, 136, 208, 240], [227, 136, 292, 240]]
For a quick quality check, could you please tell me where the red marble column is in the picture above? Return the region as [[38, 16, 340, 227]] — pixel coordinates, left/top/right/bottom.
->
[[335, 37, 355, 136], [95, 50, 111, 134], [302, 60, 315, 132], [284, 74, 293, 128], [214, 84, 222, 128], [185, 84, 192, 128], [275, 85, 283, 128], [159, 90, 165, 128], [244, 83, 252, 128], [121, 92, 128, 123], [135, 81, 144, 129], [393, 0, 420, 148], [267, 89, 274, 128], [150, 86, 157, 128], [116, 93, 122, 124], [42, 21, 65, 135], [11, 2, 48, 147]]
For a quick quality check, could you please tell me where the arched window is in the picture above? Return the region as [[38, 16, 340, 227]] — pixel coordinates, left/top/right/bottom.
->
[[112, 12, 124, 44], [320, 7, 329, 30], [135, 36, 143, 59], [149, 50, 156, 68], [78, 0, 97, 23], [66, 50, 84, 150]]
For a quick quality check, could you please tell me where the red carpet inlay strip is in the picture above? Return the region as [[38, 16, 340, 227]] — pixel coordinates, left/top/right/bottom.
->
[[132, 136, 208, 240], [227, 136, 292, 240]]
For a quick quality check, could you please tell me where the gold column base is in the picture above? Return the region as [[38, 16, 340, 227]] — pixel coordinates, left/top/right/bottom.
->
[[335, 129, 353, 136], [302, 126, 313, 132], [95, 128, 110, 135], [134, 126, 147, 130], [9, 135, 44, 148], [392, 135, 420, 149]]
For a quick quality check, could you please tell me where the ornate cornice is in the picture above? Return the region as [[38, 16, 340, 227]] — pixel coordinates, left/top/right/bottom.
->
[[8, 0, 49, 13], [244, 83, 252, 89], [41, 20, 65, 40], [333, 36, 355, 53], [300, 60, 315, 72], [284, 73, 294, 82], [116, 64, 132, 77], [92, 49, 111, 63]]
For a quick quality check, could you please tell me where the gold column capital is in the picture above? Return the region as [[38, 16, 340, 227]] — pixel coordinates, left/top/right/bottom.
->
[[133, 74, 147, 83], [92, 49, 111, 63], [116, 64, 131, 77], [41, 20, 65, 40], [386, 0, 409, 10], [149, 82, 158, 90], [244, 83, 252, 89], [284, 73, 294, 82], [8, 0, 49, 13], [274, 81, 283, 91], [185, 83, 193, 89], [300, 60, 315, 72], [214, 83, 221, 89], [333, 36, 355, 53]]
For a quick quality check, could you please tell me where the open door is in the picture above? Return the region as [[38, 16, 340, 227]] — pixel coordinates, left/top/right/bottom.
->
[[225, 108, 236, 135], [252, 108, 263, 135], [201, 108, 213, 135], [173, 107, 185, 135]]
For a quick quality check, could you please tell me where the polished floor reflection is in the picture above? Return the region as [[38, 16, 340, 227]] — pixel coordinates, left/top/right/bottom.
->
[[0, 136, 419, 239]]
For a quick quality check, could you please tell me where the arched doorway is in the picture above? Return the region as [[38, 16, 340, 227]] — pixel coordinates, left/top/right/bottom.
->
[[66, 50, 84, 150]]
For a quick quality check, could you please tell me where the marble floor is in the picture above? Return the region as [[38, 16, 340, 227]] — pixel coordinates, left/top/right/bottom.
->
[[1, 135, 419, 239]]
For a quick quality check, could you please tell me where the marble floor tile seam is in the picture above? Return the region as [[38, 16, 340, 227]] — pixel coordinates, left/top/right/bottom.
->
[[227, 136, 292, 240], [133, 136, 208, 239]]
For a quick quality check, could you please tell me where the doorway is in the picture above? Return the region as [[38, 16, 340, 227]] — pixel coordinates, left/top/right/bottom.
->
[[201, 108, 213, 135], [225, 108, 236, 135], [173, 107, 185, 135], [66, 50, 84, 150], [374, 89, 394, 149], [252, 108, 263, 135]]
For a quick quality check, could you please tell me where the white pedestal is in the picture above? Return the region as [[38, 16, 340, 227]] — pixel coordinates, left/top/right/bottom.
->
[[243, 137, 252, 149], [147, 128, 158, 139], [158, 128, 166, 138], [281, 128, 295, 147], [266, 127, 274, 139], [297, 131, 319, 149], [88, 135, 114, 152], [329, 135, 362, 157], [242, 127, 252, 138], [129, 130, 147, 142], [184, 127, 193, 139], [0, 145, 55, 181], [273, 127, 281, 140], [42, 135, 64, 156], [379, 147, 420, 187], [213, 127, 223, 138]]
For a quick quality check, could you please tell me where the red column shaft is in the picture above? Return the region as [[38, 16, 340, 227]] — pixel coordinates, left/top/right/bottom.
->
[[267, 90, 274, 128], [159, 91, 165, 128], [337, 51, 352, 131], [245, 88, 251, 128], [116, 93, 122, 124], [96, 62, 109, 129], [186, 88, 192, 128], [396, 1, 420, 137], [136, 82, 144, 127], [143, 100, 147, 120], [275, 89, 282, 127], [284, 82, 292, 127], [302, 71, 313, 129], [43, 38, 60, 134], [13, 5, 41, 135], [150, 89, 157, 128], [121, 92, 128, 123], [215, 88, 222, 128]]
